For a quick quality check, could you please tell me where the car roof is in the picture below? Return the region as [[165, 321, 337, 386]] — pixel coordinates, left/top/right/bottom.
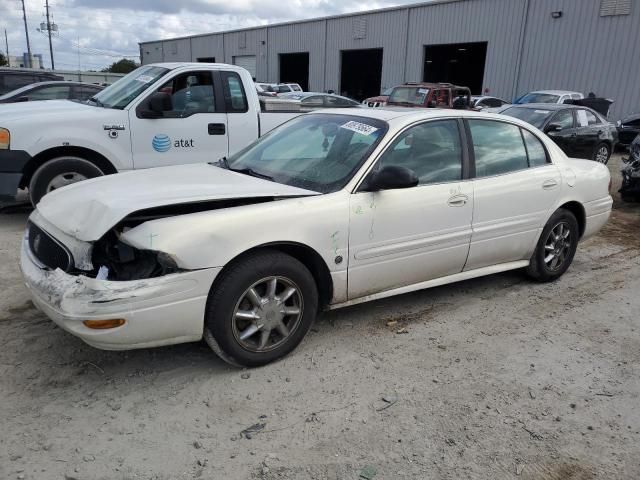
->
[[528, 90, 582, 96], [503, 103, 579, 111]]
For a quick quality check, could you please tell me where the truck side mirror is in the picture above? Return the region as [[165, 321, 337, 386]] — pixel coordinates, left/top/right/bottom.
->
[[545, 123, 563, 133], [139, 92, 172, 118]]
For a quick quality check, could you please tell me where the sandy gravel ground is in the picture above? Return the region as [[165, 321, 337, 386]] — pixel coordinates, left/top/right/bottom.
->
[[0, 155, 638, 480]]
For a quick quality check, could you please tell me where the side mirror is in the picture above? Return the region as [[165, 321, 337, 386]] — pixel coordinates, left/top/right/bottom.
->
[[139, 92, 172, 118], [545, 123, 563, 133], [364, 165, 419, 191]]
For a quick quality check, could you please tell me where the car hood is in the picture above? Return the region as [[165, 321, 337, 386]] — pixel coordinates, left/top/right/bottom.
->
[[0, 99, 104, 122], [36, 164, 319, 242]]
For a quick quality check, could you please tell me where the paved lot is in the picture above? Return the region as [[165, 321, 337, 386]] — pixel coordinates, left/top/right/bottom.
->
[[1, 155, 639, 480]]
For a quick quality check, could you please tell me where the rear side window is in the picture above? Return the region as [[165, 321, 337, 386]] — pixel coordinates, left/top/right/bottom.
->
[[29, 85, 71, 100], [585, 110, 600, 125], [522, 130, 548, 167], [469, 120, 528, 177], [222, 72, 248, 112]]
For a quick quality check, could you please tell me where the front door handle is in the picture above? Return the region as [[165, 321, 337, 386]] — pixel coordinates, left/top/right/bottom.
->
[[208, 123, 226, 135], [542, 179, 558, 190], [447, 194, 468, 207]]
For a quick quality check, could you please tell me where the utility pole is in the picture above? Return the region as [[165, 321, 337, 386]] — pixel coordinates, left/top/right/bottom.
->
[[44, 0, 55, 69], [21, 0, 32, 68], [4, 29, 9, 67]]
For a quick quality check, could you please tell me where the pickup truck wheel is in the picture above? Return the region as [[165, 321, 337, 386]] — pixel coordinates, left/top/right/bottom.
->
[[204, 250, 318, 367], [29, 156, 103, 206], [526, 209, 579, 282]]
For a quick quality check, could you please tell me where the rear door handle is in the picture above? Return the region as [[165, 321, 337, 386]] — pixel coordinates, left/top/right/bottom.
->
[[542, 179, 558, 190], [208, 123, 226, 135], [447, 194, 468, 207]]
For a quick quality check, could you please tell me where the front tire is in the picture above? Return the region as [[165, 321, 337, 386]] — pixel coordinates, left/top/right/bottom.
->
[[29, 156, 104, 206], [593, 143, 610, 164], [526, 209, 579, 282], [204, 250, 318, 367]]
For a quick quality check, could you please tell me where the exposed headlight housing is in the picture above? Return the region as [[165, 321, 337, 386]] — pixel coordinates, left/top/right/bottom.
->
[[0, 128, 9, 150]]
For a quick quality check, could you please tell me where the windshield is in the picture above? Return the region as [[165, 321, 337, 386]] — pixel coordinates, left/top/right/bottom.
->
[[226, 113, 388, 193], [500, 107, 552, 129], [90, 65, 169, 109], [388, 87, 430, 106], [515, 92, 560, 104]]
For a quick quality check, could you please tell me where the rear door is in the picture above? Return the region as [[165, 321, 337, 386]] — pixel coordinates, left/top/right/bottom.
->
[[465, 119, 561, 270], [573, 109, 600, 159], [129, 69, 229, 169], [545, 109, 577, 156]]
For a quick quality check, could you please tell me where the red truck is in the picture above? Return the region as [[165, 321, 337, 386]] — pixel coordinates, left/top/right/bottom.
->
[[386, 82, 472, 109]]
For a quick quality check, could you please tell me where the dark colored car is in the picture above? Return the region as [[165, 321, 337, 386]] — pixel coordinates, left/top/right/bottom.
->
[[386, 82, 472, 109], [0, 69, 63, 95], [0, 81, 104, 104], [500, 104, 618, 164], [617, 113, 640, 147]]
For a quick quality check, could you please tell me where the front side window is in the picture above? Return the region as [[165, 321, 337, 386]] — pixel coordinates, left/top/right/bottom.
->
[[92, 65, 169, 109], [550, 110, 574, 130], [29, 85, 71, 100], [155, 71, 215, 117], [469, 120, 528, 177], [378, 120, 462, 185], [227, 114, 387, 193]]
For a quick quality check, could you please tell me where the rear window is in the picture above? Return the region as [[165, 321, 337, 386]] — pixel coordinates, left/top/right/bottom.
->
[[388, 87, 430, 106]]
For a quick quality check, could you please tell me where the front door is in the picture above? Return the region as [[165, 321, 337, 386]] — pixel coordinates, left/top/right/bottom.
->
[[465, 119, 561, 270], [130, 70, 229, 169], [546, 109, 577, 157], [348, 119, 473, 299]]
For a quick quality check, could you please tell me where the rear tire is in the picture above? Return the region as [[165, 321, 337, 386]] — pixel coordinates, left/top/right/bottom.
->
[[526, 209, 579, 282], [593, 143, 610, 164], [29, 156, 103, 206], [204, 250, 318, 367]]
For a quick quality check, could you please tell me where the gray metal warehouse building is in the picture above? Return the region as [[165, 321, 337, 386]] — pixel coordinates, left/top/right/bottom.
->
[[139, 0, 639, 119]]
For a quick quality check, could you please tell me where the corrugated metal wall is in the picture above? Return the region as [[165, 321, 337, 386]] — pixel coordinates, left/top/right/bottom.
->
[[139, 0, 640, 119], [516, 0, 640, 119]]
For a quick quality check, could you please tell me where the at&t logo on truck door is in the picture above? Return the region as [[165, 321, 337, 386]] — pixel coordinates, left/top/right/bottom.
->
[[152, 134, 195, 152]]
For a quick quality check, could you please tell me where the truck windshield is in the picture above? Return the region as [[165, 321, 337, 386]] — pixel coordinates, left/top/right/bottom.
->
[[89, 66, 169, 109], [388, 87, 430, 106], [226, 113, 388, 193]]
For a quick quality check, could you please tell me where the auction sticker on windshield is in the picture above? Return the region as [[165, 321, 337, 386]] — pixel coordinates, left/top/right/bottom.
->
[[340, 121, 379, 136], [534, 110, 551, 114], [135, 75, 155, 83]]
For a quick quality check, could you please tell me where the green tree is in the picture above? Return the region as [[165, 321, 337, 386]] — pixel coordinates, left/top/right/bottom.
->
[[102, 58, 138, 74], [0, 53, 7, 67]]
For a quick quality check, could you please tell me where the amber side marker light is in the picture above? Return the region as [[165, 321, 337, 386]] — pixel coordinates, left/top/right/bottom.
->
[[83, 319, 126, 329]]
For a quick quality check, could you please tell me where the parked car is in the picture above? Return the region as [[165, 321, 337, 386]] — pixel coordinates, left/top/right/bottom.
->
[[0, 68, 63, 95], [278, 92, 360, 110], [362, 87, 394, 108], [275, 83, 303, 94], [620, 134, 640, 202], [386, 82, 472, 109], [0, 63, 311, 206], [616, 112, 640, 147], [0, 81, 104, 104], [500, 104, 617, 164], [471, 95, 509, 110], [514, 90, 583, 105], [255, 82, 277, 97], [21, 108, 612, 367]]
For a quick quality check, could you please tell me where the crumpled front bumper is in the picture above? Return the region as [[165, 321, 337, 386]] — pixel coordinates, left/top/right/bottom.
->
[[20, 236, 220, 350]]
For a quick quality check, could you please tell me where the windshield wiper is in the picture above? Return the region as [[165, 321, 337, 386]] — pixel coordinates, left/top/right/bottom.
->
[[229, 167, 273, 181], [88, 96, 104, 107]]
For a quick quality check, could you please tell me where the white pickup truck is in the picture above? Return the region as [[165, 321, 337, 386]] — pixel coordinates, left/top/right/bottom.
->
[[0, 63, 303, 205]]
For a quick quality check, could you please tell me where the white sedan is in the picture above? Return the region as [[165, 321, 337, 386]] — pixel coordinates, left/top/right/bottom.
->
[[21, 109, 612, 367]]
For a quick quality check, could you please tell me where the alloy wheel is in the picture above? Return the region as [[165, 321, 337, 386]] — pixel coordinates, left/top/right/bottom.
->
[[231, 276, 303, 353], [595, 146, 609, 164], [544, 222, 572, 271]]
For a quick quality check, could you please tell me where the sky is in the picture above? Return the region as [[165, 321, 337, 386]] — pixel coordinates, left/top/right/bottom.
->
[[0, 0, 423, 72]]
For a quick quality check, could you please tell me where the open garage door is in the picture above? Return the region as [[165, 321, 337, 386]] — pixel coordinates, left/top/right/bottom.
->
[[340, 48, 382, 102], [233, 55, 257, 79], [423, 42, 487, 94], [279, 52, 309, 91]]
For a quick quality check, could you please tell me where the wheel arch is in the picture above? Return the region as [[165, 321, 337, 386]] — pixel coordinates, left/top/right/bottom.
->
[[213, 242, 334, 310], [558, 201, 586, 238], [20, 146, 117, 188]]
